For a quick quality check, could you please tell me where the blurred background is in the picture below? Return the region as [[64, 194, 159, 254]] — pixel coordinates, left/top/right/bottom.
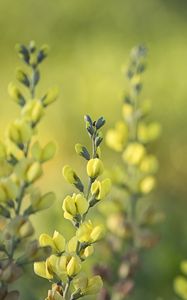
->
[[0, 0, 187, 299]]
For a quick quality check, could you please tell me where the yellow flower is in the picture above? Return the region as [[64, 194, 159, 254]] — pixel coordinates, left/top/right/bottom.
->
[[122, 142, 145, 165], [76, 220, 105, 243], [73, 275, 103, 295], [31, 191, 56, 211], [174, 276, 187, 300], [34, 261, 53, 280], [42, 86, 59, 106], [22, 99, 44, 123], [91, 178, 111, 200], [87, 158, 104, 178], [8, 82, 25, 105], [26, 161, 42, 183], [139, 176, 156, 194], [138, 122, 161, 143], [66, 256, 81, 277], [39, 231, 65, 253], [0, 179, 18, 202], [122, 103, 133, 120], [139, 155, 158, 174], [32, 141, 56, 163], [0, 141, 7, 159], [62, 193, 88, 220], [7, 119, 33, 146], [62, 165, 78, 184], [67, 236, 94, 259], [106, 121, 128, 152]]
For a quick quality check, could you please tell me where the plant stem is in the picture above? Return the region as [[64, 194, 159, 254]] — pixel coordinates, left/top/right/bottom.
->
[[64, 277, 72, 300]]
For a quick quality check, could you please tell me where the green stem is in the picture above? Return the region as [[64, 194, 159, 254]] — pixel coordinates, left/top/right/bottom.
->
[[64, 277, 72, 300]]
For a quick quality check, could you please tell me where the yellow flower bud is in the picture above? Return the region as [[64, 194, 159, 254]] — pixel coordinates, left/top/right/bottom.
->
[[76, 220, 104, 243], [22, 99, 44, 123], [174, 276, 187, 300], [139, 155, 158, 174], [87, 158, 104, 178], [34, 261, 53, 280], [90, 225, 105, 242], [7, 119, 32, 145], [26, 161, 42, 183], [19, 219, 34, 238], [66, 256, 81, 277], [122, 103, 133, 119], [85, 275, 103, 295], [106, 121, 128, 152], [122, 143, 145, 165], [31, 192, 56, 211], [39, 231, 65, 253], [52, 231, 66, 253], [42, 87, 59, 106], [91, 178, 111, 200], [73, 275, 103, 295], [62, 165, 77, 184], [0, 179, 18, 202], [83, 245, 94, 258], [138, 122, 161, 143], [62, 194, 88, 220], [139, 176, 156, 194], [8, 82, 25, 105], [42, 142, 56, 162], [67, 236, 78, 253]]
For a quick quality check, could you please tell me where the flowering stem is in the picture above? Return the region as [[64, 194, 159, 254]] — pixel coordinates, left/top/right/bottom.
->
[[64, 277, 72, 300]]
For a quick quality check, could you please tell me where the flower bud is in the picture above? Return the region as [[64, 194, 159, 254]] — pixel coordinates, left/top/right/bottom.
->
[[7, 119, 32, 146], [106, 121, 128, 152], [22, 99, 44, 124], [122, 143, 145, 165], [39, 231, 65, 253], [122, 103, 133, 120], [85, 275, 103, 295], [42, 142, 56, 162], [91, 178, 111, 200], [62, 193, 88, 220], [26, 161, 42, 183], [76, 220, 104, 243], [31, 192, 56, 211], [62, 165, 83, 192], [139, 176, 156, 194], [139, 155, 158, 174], [87, 158, 104, 178], [8, 83, 25, 106], [42, 86, 59, 106], [75, 143, 90, 160], [138, 122, 161, 143], [174, 276, 187, 300], [66, 256, 81, 277], [34, 261, 53, 280], [19, 219, 34, 238], [16, 69, 30, 87]]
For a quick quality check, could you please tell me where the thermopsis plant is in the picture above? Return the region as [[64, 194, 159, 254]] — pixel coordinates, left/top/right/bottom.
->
[[34, 115, 111, 299], [96, 45, 162, 299], [0, 42, 58, 300]]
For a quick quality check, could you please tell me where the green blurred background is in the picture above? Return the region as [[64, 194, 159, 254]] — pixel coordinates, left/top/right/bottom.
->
[[0, 0, 187, 299]]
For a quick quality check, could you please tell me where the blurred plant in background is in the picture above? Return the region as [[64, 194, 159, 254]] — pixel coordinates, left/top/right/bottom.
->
[[174, 261, 187, 300], [0, 41, 58, 299], [95, 45, 163, 300], [34, 115, 111, 299]]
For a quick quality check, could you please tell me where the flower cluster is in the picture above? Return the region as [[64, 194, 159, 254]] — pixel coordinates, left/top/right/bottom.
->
[[34, 115, 111, 300], [174, 261, 187, 300], [96, 45, 162, 299], [0, 41, 57, 299]]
